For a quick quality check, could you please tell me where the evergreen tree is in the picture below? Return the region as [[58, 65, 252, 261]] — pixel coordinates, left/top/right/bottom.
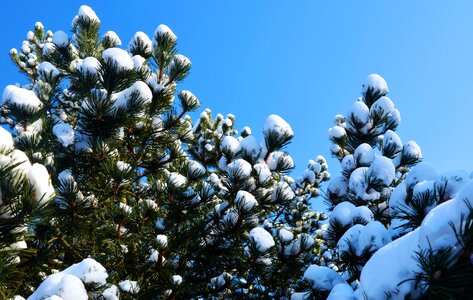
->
[[3, 5, 473, 300], [0, 5, 330, 299], [294, 75, 473, 299]]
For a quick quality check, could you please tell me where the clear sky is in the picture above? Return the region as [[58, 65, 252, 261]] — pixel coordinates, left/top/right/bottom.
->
[[1, 0, 473, 179]]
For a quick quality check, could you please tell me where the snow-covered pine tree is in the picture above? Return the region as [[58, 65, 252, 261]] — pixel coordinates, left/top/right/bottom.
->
[[293, 75, 473, 299], [290, 75, 422, 298], [1, 6, 330, 299]]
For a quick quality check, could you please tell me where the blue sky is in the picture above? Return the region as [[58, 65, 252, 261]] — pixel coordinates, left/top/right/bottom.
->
[[1, 0, 473, 179]]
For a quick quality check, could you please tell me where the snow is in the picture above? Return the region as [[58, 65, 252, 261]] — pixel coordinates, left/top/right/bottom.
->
[[210, 272, 232, 288], [168, 172, 187, 188], [370, 96, 394, 117], [102, 285, 119, 300], [330, 202, 374, 228], [299, 233, 315, 250], [119, 280, 139, 293], [337, 224, 364, 256], [53, 122, 74, 147], [28, 258, 108, 300], [389, 182, 407, 215], [361, 74, 388, 97], [77, 5, 100, 24], [149, 249, 160, 262], [331, 202, 358, 227], [173, 275, 183, 285], [35, 21, 44, 30], [38, 62, 61, 79], [58, 170, 73, 184], [73, 130, 91, 152], [402, 140, 422, 163], [267, 151, 294, 171], [329, 125, 346, 139], [359, 180, 473, 298], [116, 161, 131, 172], [132, 55, 146, 70], [75, 57, 100, 76], [169, 54, 191, 71], [218, 156, 228, 171], [0, 126, 14, 148], [367, 155, 395, 186], [327, 176, 348, 198], [43, 43, 56, 57], [241, 126, 252, 136], [348, 101, 370, 125], [222, 210, 239, 226], [308, 160, 322, 173], [353, 143, 374, 166], [179, 90, 200, 108], [382, 130, 402, 156], [112, 81, 153, 108], [357, 221, 391, 254], [239, 135, 261, 160], [28, 274, 87, 300], [102, 48, 134, 70], [205, 143, 214, 152], [291, 292, 310, 300], [413, 180, 435, 199], [405, 162, 437, 189], [227, 158, 252, 179], [435, 170, 470, 201], [264, 114, 293, 139], [5, 240, 27, 250], [188, 160, 206, 177], [253, 163, 272, 183], [119, 202, 132, 214], [27, 163, 55, 205], [52, 31, 68, 47], [386, 108, 401, 128], [11, 150, 31, 178], [355, 206, 374, 223], [249, 227, 275, 253], [349, 167, 381, 202], [303, 265, 344, 291], [327, 283, 355, 300], [154, 24, 177, 42], [235, 190, 258, 211], [214, 201, 229, 216], [278, 228, 294, 243], [302, 169, 316, 184], [341, 154, 356, 172], [103, 31, 121, 46], [3, 85, 42, 110], [358, 229, 422, 299], [156, 234, 168, 248], [221, 135, 241, 156], [128, 31, 152, 54], [271, 181, 295, 202]]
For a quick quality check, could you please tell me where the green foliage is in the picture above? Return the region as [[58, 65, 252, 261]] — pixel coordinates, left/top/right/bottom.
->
[[0, 6, 330, 299]]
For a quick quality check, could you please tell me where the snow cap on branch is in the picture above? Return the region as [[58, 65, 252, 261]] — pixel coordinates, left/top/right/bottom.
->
[[72, 5, 100, 28], [102, 48, 134, 71], [362, 74, 388, 99], [52, 31, 69, 48], [264, 114, 294, 140], [249, 227, 275, 253], [2, 85, 42, 110]]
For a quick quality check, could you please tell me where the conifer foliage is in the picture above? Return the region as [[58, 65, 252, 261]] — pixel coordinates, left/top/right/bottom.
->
[[293, 75, 473, 299], [0, 5, 330, 299], [2, 5, 473, 300]]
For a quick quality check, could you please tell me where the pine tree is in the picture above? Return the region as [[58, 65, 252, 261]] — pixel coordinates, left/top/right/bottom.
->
[[293, 75, 473, 299], [3, 5, 473, 300], [1, 6, 330, 299]]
